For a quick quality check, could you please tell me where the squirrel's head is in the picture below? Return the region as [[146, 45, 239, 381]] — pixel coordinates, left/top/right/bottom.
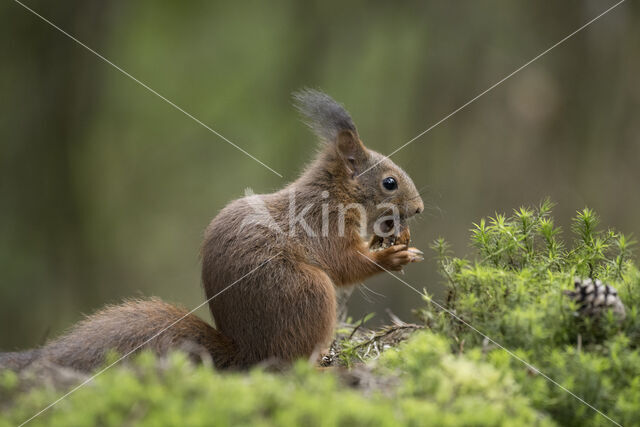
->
[[294, 89, 423, 233]]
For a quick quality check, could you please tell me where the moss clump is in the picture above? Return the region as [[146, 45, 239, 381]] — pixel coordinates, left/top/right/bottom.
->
[[1, 346, 548, 427], [378, 332, 552, 426], [422, 200, 640, 426]]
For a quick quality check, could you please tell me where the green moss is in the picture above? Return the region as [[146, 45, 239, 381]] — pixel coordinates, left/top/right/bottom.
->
[[420, 201, 640, 426], [378, 333, 551, 426], [1, 349, 548, 427]]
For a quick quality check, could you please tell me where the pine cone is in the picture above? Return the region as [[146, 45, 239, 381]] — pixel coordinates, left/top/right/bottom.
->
[[369, 224, 411, 252], [564, 277, 626, 320]]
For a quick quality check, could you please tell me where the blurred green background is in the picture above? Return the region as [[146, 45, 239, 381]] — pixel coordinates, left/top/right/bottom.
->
[[1, 0, 638, 349]]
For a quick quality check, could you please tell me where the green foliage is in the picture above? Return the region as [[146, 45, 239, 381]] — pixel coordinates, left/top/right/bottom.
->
[[378, 333, 553, 426], [1, 349, 548, 427], [420, 202, 640, 426]]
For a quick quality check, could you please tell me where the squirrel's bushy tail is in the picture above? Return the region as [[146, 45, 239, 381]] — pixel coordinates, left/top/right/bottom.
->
[[0, 349, 42, 371], [0, 298, 237, 373]]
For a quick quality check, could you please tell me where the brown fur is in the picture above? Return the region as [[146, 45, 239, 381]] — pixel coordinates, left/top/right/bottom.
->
[[1, 299, 235, 372], [201, 127, 424, 368], [0, 91, 423, 372]]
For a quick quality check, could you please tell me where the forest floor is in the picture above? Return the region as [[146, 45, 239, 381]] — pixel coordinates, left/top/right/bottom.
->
[[2, 201, 639, 426]]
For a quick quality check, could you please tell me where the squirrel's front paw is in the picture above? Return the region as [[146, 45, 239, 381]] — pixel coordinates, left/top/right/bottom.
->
[[373, 244, 424, 271]]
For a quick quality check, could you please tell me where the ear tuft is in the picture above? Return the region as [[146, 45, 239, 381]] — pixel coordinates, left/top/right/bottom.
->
[[293, 88, 357, 143]]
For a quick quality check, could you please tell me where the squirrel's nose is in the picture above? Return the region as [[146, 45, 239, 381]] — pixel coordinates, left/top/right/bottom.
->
[[414, 200, 424, 215]]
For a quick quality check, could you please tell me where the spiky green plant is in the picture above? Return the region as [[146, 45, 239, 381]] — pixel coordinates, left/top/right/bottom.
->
[[418, 201, 639, 426]]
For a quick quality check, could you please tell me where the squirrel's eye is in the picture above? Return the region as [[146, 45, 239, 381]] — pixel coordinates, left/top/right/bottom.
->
[[382, 177, 398, 191]]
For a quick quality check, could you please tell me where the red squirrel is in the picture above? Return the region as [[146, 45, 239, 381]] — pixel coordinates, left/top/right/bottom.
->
[[0, 89, 424, 372]]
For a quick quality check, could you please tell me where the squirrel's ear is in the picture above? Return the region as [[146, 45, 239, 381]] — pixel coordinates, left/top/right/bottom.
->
[[336, 130, 367, 177]]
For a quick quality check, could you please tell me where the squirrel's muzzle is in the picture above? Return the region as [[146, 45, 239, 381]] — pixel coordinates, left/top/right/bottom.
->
[[404, 198, 424, 218]]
